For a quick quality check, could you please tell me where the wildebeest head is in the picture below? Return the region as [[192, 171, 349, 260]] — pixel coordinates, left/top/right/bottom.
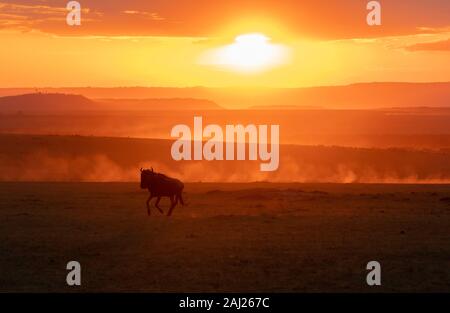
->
[[140, 167, 155, 189]]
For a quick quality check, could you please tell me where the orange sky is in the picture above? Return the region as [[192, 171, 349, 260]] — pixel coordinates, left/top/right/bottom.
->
[[0, 0, 449, 87]]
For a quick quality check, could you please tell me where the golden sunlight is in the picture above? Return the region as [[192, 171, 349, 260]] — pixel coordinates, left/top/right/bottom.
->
[[200, 33, 291, 73]]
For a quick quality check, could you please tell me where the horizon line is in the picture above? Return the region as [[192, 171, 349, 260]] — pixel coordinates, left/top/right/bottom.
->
[[0, 81, 449, 90]]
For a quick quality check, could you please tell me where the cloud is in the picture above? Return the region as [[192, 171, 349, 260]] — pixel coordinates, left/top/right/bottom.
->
[[0, 0, 449, 39], [122, 10, 164, 21], [405, 38, 450, 51], [0, 1, 100, 32]]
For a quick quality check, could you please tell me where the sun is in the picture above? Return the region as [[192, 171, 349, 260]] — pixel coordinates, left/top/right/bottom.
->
[[200, 33, 290, 73]]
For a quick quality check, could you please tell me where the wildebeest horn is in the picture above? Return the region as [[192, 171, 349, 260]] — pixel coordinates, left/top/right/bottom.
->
[[151, 167, 154, 172]]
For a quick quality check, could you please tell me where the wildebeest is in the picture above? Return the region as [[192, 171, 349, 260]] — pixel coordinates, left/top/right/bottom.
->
[[140, 168, 185, 216]]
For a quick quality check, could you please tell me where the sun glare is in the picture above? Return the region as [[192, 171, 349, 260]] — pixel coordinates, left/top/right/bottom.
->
[[200, 33, 290, 73]]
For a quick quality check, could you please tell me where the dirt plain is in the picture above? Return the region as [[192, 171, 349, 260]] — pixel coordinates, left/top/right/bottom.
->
[[0, 182, 449, 292]]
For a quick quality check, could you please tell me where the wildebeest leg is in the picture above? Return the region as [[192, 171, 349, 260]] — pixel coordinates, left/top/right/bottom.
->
[[177, 192, 185, 206], [146, 195, 153, 216], [167, 195, 176, 217], [155, 197, 164, 214]]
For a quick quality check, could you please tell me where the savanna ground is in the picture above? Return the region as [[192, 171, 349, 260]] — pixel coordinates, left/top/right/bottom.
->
[[0, 182, 449, 292]]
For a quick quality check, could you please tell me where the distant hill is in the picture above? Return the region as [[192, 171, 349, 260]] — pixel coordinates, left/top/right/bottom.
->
[[249, 105, 323, 110], [0, 93, 221, 112], [98, 98, 222, 111], [0, 82, 448, 109], [0, 93, 95, 112], [245, 83, 450, 109]]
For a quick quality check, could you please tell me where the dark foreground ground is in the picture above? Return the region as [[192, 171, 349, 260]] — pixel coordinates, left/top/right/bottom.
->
[[0, 182, 449, 292]]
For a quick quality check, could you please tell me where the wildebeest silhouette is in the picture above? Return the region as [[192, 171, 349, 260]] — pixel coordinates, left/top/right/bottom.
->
[[140, 168, 185, 216]]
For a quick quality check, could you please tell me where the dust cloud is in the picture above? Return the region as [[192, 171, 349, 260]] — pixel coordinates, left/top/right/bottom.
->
[[1, 149, 450, 183]]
